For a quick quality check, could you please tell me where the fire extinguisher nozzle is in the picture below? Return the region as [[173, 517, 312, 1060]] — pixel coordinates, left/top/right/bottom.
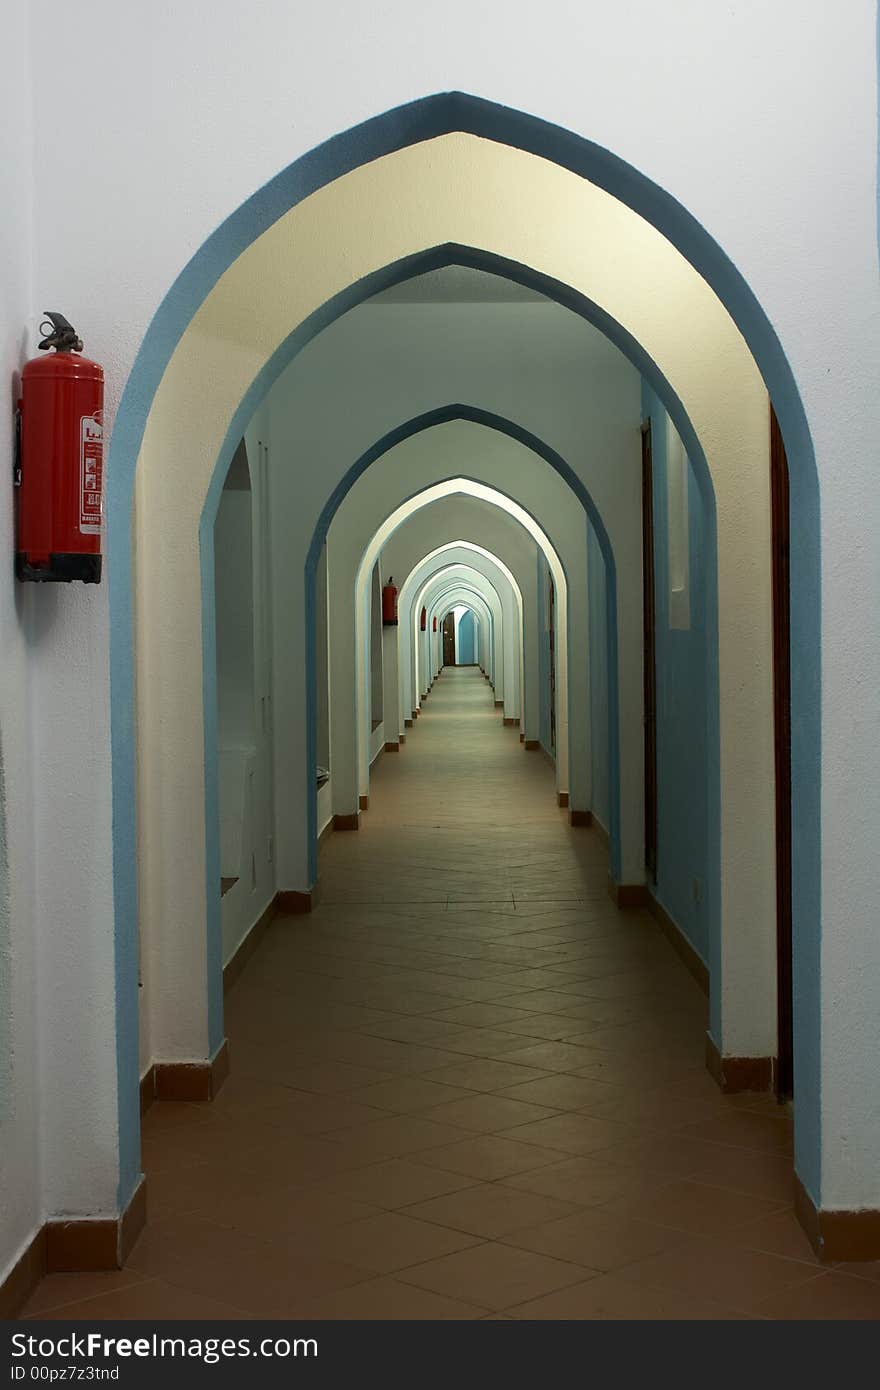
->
[[38, 312, 83, 353]]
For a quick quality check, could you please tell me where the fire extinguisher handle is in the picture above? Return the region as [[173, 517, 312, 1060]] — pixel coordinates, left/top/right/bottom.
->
[[13, 407, 22, 487], [38, 311, 83, 353]]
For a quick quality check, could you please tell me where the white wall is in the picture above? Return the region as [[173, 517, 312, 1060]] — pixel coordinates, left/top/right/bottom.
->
[[3, 0, 878, 1229], [0, 0, 42, 1284], [381, 623, 400, 745], [220, 415, 276, 969], [214, 466, 255, 749], [315, 544, 330, 769], [316, 780, 332, 838], [368, 563, 383, 731], [213, 442, 276, 968]]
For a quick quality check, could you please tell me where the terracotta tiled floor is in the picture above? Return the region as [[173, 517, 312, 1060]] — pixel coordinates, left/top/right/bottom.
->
[[22, 668, 880, 1319]]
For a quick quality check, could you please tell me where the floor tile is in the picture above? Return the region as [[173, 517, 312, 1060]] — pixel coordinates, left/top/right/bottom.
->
[[497, 1112, 635, 1156], [677, 1110, 793, 1155], [292, 1275, 488, 1320], [19, 1270, 151, 1318], [614, 1233, 824, 1311], [488, 1039, 603, 1072], [421, 1058, 552, 1092], [314, 1210, 485, 1274], [728, 1206, 824, 1265], [833, 1260, 880, 1284], [420, 1134, 566, 1181], [502, 1206, 691, 1271], [304, 1157, 479, 1209], [502, 1155, 656, 1207], [498, 1073, 622, 1112], [751, 1271, 880, 1319], [438, 1027, 546, 1057], [493, 991, 596, 1015], [599, 1177, 790, 1237], [509, 1273, 750, 1320], [494, 1013, 593, 1040], [350, 1076, 476, 1113], [396, 1240, 589, 1310], [426, 1002, 537, 1028], [323, 1114, 466, 1159], [404, 1183, 583, 1238], [419, 1094, 560, 1133], [126, 1214, 368, 1317], [204, 1183, 383, 1244], [24, 1278, 252, 1321]]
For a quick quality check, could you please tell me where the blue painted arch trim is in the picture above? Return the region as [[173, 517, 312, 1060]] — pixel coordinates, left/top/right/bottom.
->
[[109, 92, 819, 1212]]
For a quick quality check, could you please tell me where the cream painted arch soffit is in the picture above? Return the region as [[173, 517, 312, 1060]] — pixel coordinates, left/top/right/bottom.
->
[[139, 131, 768, 533], [354, 475, 567, 606]]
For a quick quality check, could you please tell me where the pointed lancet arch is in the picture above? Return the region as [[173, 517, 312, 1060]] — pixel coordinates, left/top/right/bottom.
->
[[107, 93, 818, 1216]]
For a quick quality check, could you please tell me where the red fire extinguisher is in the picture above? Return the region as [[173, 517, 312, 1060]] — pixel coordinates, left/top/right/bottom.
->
[[15, 312, 103, 583], [420, 606, 427, 631], [432, 615, 437, 632], [382, 578, 398, 626]]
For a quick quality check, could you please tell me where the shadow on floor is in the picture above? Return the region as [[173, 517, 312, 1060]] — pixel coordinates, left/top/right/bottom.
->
[[21, 670, 878, 1320]]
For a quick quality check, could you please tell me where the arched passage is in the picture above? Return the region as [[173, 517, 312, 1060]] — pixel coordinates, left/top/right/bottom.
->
[[394, 533, 554, 788], [416, 566, 512, 709], [409, 562, 508, 702], [430, 587, 496, 678], [107, 97, 818, 1217], [427, 587, 495, 678], [342, 465, 577, 823]]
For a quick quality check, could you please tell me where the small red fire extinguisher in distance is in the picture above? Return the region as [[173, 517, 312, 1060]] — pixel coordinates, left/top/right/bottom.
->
[[15, 312, 104, 583], [382, 577, 398, 625]]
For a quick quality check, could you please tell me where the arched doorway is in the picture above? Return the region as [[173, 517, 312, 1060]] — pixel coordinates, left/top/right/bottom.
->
[[107, 96, 813, 1217]]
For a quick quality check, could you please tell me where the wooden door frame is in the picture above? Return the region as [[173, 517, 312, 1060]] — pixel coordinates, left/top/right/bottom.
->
[[442, 611, 456, 667], [770, 405, 793, 1100], [548, 572, 557, 753], [641, 420, 658, 882]]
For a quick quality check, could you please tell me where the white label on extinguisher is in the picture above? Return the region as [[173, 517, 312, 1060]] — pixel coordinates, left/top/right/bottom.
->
[[80, 412, 103, 534]]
